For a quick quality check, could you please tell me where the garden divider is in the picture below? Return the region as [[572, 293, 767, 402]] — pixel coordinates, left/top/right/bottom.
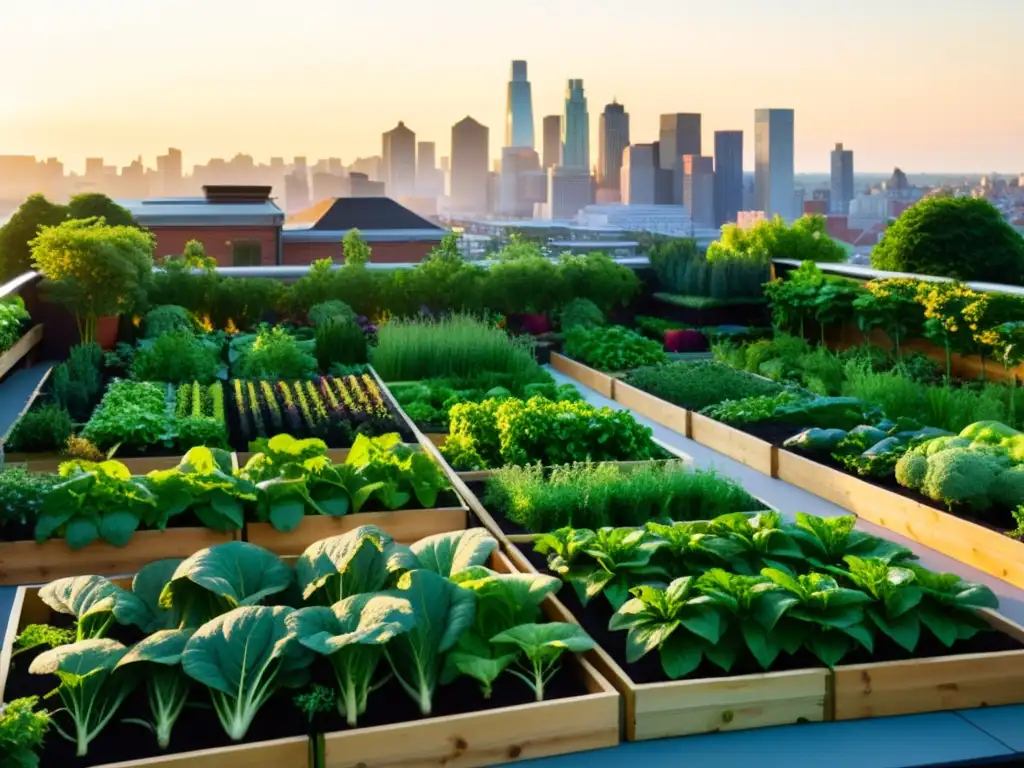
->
[[0, 323, 44, 381]]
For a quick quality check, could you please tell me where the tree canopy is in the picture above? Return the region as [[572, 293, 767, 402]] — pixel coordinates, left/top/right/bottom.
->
[[870, 196, 1024, 284], [706, 214, 848, 266]]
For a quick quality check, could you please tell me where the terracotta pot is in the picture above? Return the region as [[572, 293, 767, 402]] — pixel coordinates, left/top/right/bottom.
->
[[519, 314, 551, 335], [665, 329, 707, 353], [95, 315, 120, 350]]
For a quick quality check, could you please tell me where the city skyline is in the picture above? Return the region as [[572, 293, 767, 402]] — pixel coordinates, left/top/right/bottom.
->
[[2, 0, 1021, 174]]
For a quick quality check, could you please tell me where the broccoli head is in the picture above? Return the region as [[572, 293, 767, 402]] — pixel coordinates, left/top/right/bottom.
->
[[895, 452, 928, 490], [920, 448, 1003, 510], [993, 465, 1024, 509]]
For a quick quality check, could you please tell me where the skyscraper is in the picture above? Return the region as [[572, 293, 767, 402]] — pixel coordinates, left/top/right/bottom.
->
[[499, 147, 543, 217], [830, 142, 854, 214], [598, 101, 630, 191], [621, 144, 657, 206], [505, 60, 535, 149], [450, 116, 489, 215], [562, 80, 590, 170], [754, 109, 795, 220], [382, 121, 416, 199], [542, 115, 562, 169], [714, 131, 743, 226], [417, 141, 443, 197], [682, 155, 715, 228], [659, 114, 702, 204]]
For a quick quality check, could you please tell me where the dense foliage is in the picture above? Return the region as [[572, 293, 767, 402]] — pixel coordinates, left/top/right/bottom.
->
[[626, 361, 782, 411], [705, 215, 847, 265], [563, 325, 667, 372]]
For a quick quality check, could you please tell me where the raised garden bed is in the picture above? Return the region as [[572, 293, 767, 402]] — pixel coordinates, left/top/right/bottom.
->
[[0, 323, 43, 380], [550, 352, 617, 398], [0, 547, 619, 768], [775, 449, 1024, 591]]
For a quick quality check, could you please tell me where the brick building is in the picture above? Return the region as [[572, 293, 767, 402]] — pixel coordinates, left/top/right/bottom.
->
[[121, 186, 446, 266]]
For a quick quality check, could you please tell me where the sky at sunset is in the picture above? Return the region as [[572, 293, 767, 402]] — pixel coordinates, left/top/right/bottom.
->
[[1, 0, 1022, 174]]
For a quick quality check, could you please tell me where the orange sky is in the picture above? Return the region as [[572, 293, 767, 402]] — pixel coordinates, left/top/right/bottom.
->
[[1, 0, 1022, 174]]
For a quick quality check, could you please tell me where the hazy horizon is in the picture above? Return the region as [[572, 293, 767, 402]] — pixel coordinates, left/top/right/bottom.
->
[[2, 0, 1022, 174]]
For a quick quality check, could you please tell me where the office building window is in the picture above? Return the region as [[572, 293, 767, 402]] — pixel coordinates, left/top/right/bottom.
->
[[231, 241, 262, 266]]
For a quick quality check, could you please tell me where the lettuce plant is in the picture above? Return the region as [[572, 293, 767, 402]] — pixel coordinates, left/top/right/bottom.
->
[[646, 521, 748, 575], [608, 577, 724, 679], [116, 629, 194, 748], [35, 460, 157, 550], [294, 526, 415, 606], [410, 529, 498, 577], [347, 433, 450, 511], [160, 542, 293, 627], [490, 623, 595, 701], [146, 447, 256, 533], [288, 594, 416, 726], [705, 512, 805, 575], [39, 575, 151, 641], [28, 639, 137, 757], [906, 564, 998, 646], [182, 606, 313, 741], [570, 527, 667, 609], [131, 558, 184, 632], [789, 513, 915, 569], [383, 569, 476, 716]]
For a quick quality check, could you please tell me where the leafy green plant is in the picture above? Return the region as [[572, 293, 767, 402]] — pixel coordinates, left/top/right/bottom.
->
[[132, 330, 223, 385], [116, 628, 194, 748], [39, 574, 151, 640], [236, 326, 318, 380], [142, 305, 197, 338], [147, 447, 256, 532], [626, 361, 782, 411], [490, 623, 595, 701], [558, 298, 605, 331], [6, 404, 74, 453], [0, 296, 30, 353], [80, 380, 176, 453], [0, 696, 51, 768], [701, 391, 807, 426], [13, 624, 76, 656], [0, 469, 57, 535], [308, 299, 357, 327], [51, 343, 104, 422], [563, 325, 667, 371], [35, 460, 157, 549], [28, 639, 137, 757], [315, 316, 368, 371], [788, 513, 915, 568], [181, 606, 313, 741]]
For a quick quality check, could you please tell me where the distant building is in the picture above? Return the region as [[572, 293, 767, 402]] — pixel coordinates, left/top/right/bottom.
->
[[505, 60, 535, 149], [542, 115, 562, 169], [416, 141, 443, 197], [804, 199, 828, 215], [349, 155, 383, 181], [349, 172, 385, 197], [284, 171, 310, 213], [830, 143, 854, 214], [499, 147, 544, 217], [562, 80, 590, 170], [659, 114, 702, 205], [577, 203, 693, 237], [598, 100, 630, 191], [546, 166, 593, 219], [382, 121, 416, 199], [682, 155, 715, 228], [754, 108, 795, 220], [737, 210, 766, 230], [311, 172, 347, 202], [621, 144, 657, 206], [713, 131, 743, 226], [450, 116, 490, 215]]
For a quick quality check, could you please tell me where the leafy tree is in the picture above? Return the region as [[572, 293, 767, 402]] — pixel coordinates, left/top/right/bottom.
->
[[31, 218, 155, 344], [871, 197, 1024, 283], [0, 194, 67, 280], [342, 229, 371, 266], [706, 215, 847, 266], [66, 194, 137, 228], [494, 233, 544, 261]]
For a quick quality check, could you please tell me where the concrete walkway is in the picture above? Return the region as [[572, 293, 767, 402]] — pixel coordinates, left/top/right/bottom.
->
[[0, 362, 50, 440]]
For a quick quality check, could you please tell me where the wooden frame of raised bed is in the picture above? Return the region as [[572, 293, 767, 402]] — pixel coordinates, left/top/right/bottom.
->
[[0, 552, 619, 768], [0, 323, 44, 380], [775, 449, 1024, 591], [549, 352, 617, 398]]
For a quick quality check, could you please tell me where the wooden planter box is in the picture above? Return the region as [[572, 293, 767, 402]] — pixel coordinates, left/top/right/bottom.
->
[[833, 610, 1024, 720], [549, 352, 616, 399], [775, 449, 1024, 591], [0, 323, 43, 380], [3, 454, 187, 474], [0, 528, 240, 587], [612, 379, 690, 436], [318, 550, 620, 768], [0, 580, 309, 768], [246, 506, 469, 555], [688, 412, 777, 477]]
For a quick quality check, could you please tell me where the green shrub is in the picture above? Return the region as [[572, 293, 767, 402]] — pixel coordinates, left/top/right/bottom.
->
[[626, 361, 782, 411], [6, 404, 74, 452], [485, 462, 762, 532], [81, 380, 175, 451], [142, 305, 195, 338], [558, 298, 605, 331], [308, 299, 357, 327], [51, 342, 104, 422], [636, 315, 687, 341], [0, 695, 51, 768], [0, 468, 57, 531], [0, 296, 30, 353], [206, 277, 284, 330], [132, 330, 222, 384], [557, 252, 640, 312], [372, 314, 537, 381], [485, 256, 566, 315], [236, 326, 318, 380], [563, 325, 667, 372], [315, 317, 368, 370]]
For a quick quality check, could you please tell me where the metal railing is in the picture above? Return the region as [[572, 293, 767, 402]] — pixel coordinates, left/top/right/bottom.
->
[[771, 259, 1024, 297], [0, 271, 40, 300]]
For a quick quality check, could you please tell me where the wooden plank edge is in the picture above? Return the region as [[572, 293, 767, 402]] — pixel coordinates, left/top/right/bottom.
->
[[0, 324, 44, 380], [0, 363, 53, 443]]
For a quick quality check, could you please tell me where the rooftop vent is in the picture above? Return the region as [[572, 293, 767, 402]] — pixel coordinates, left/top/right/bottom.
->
[[202, 185, 272, 203]]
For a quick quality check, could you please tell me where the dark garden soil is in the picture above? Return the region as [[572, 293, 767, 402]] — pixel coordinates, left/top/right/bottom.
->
[[727, 419, 805, 446], [466, 485, 1024, 687]]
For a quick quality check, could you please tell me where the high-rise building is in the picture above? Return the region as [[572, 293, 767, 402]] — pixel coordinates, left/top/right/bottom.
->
[[621, 144, 657, 206], [682, 156, 715, 228], [659, 114, 702, 204], [562, 80, 590, 170], [285, 171, 310, 212], [382, 121, 416, 198], [505, 60, 535, 149], [713, 131, 743, 226], [546, 166, 593, 219], [830, 142, 854, 215], [155, 148, 182, 196], [450, 116, 490, 214], [311, 172, 347, 202], [542, 115, 562, 169], [598, 101, 630, 191], [754, 109, 796, 220], [349, 172, 385, 197], [499, 147, 543, 217], [417, 142, 436, 178], [417, 141, 443, 197]]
